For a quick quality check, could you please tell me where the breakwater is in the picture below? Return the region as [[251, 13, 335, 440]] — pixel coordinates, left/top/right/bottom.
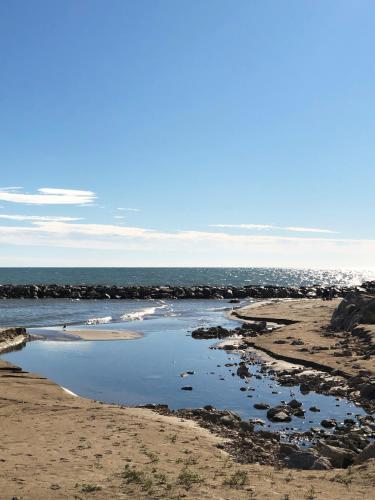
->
[[0, 281, 374, 300]]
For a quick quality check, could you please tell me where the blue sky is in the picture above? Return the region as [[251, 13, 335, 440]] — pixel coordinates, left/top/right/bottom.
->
[[0, 0, 374, 267]]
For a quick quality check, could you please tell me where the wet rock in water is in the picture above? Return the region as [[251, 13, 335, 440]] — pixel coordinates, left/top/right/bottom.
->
[[191, 326, 231, 339], [228, 298, 240, 304], [316, 443, 355, 468], [321, 419, 336, 429], [309, 406, 320, 412], [250, 418, 265, 426], [254, 403, 270, 410], [293, 408, 305, 418], [181, 386, 193, 391], [300, 383, 311, 394], [237, 363, 251, 378], [287, 399, 302, 409], [354, 442, 375, 464], [267, 406, 292, 423]]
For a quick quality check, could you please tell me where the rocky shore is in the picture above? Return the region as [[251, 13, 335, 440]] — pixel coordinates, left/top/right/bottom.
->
[[0, 281, 373, 300], [0, 327, 29, 354], [180, 289, 375, 474]]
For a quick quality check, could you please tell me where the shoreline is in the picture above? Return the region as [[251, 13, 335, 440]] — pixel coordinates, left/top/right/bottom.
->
[[1, 360, 375, 498], [0, 327, 29, 354], [1, 297, 375, 497]]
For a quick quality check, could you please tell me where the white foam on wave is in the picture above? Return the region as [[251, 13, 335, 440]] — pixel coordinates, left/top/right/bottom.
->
[[120, 303, 168, 322], [85, 316, 112, 325], [204, 306, 231, 312]]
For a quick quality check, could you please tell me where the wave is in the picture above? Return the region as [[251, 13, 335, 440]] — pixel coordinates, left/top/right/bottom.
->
[[204, 306, 232, 312], [86, 316, 112, 325], [120, 303, 167, 322]]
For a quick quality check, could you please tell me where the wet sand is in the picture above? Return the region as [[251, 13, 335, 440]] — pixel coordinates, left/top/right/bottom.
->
[[63, 328, 143, 341]]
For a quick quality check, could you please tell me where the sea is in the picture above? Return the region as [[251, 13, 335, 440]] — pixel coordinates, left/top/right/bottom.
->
[[1, 267, 373, 434]]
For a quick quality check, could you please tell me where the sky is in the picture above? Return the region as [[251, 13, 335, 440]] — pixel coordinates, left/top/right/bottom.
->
[[0, 0, 374, 268]]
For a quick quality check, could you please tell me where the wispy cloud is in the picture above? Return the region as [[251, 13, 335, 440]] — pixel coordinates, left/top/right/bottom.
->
[[0, 214, 83, 222], [0, 220, 373, 267], [114, 215, 125, 219], [116, 207, 140, 212], [0, 187, 96, 205], [210, 224, 337, 234]]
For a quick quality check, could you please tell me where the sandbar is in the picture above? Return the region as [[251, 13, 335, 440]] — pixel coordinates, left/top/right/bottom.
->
[[63, 328, 143, 341]]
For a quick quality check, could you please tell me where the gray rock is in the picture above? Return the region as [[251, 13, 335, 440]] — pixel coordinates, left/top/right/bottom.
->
[[254, 403, 270, 410], [284, 451, 331, 470], [317, 443, 355, 468], [321, 419, 336, 428], [353, 442, 375, 465], [267, 406, 292, 422]]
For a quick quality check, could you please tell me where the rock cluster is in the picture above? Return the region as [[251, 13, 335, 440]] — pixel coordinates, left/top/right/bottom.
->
[[331, 290, 375, 331], [0, 282, 372, 300], [191, 322, 267, 339], [140, 404, 375, 470]]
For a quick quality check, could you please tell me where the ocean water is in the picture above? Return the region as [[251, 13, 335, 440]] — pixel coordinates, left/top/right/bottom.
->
[[0, 266, 373, 287]]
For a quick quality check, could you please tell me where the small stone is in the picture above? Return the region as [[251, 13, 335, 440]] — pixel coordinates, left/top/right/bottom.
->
[[254, 403, 270, 410]]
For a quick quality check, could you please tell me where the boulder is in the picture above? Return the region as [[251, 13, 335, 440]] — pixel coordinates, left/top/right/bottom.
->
[[283, 451, 332, 470], [317, 443, 355, 468], [353, 442, 375, 465], [237, 363, 251, 378], [331, 292, 375, 331], [254, 403, 270, 410], [321, 419, 336, 429], [267, 406, 292, 423]]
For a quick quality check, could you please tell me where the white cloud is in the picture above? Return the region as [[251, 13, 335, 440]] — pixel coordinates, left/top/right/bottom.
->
[[116, 207, 140, 212], [283, 226, 336, 234], [0, 214, 83, 222], [114, 215, 125, 219], [0, 187, 96, 205], [0, 219, 373, 268], [210, 224, 337, 234], [212, 224, 274, 230]]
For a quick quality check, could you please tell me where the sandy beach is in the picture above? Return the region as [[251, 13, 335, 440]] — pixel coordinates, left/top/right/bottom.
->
[[0, 297, 375, 498], [1, 356, 375, 499], [231, 298, 375, 377]]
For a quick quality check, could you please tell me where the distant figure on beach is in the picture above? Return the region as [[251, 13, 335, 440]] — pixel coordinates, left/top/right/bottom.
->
[[63, 324, 66, 329]]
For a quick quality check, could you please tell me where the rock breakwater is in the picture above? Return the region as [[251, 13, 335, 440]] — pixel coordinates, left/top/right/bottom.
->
[[0, 282, 373, 300]]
